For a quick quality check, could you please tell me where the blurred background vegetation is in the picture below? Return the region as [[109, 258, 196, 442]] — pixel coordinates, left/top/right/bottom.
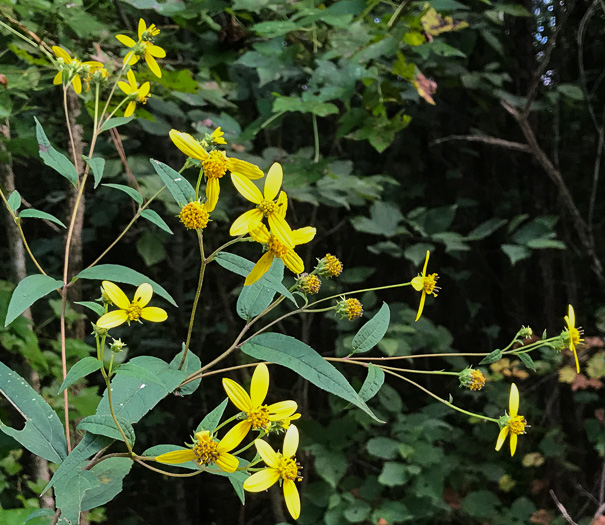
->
[[0, 0, 604, 523]]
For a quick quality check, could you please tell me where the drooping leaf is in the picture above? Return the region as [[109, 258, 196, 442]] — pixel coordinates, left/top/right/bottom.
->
[[242, 333, 383, 422], [34, 117, 78, 186], [358, 364, 385, 401], [149, 159, 196, 207], [82, 156, 105, 188], [140, 209, 173, 234], [19, 209, 66, 228], [99, 116, 134, 132], [351, 303, 390, 355], [236, 259, 284, 320], [24, 508, 55, 523], [81, 457, 133, 511], [5, 274, 63, 326], [78, 415, 136, 447], [75, 301, 105, 316], [58, 357, 102, 394], [0, 361, 67, 463], [75, 264, 176, 306], [102, 183, 143, 205]]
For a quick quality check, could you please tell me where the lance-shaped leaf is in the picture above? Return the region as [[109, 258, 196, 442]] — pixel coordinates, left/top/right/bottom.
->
[[170, 347, 201, 396], [236, 259, 284, 320], [83, 156, 105, 188], [58, 357, 102, 394], [78, 415, 136, 447], [19, 209, 66, 228], [5, 274, 63, 326], [351, 302, 390, 355], [150, 159, 195, 207], [358, 364, 385, 402], [34, 117, 78, 186], [102, 183, 143, 205]]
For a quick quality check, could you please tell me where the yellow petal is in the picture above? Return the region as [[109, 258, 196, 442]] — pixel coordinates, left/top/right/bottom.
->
[[231, 174, 263, 204], [276, 191, 288, 218], [415, 291, 426, 322], [124, 50, 139, 66], [72, 75, 82, 94], [218, 421, 249, 453], [509, 433, 518, 456], [509, 383, 519, 417], [411, 276, 424, 292], [134, 283, 153, 307], [140, 307, 168, 323], [567, 304, 575, 327], [572, 347, 580, 374], [421, 250, 430, 277], [115, 34, 136, 47], [53, 71, 63, 86], [267, 400, 297, 421], [227, 158, 264, 180], [249, 223, 271, 244], [291, 227, 316, 246], [283, 479, 301, 520], [282, 249, 304, 275], [102, 281, 130, 309], [250, 363, 269, 408], [254, 439, 280, 468], [222, 378, 253, 412], [169, 130, 207, 161], [206, 177, 220, 212], [124, 101, 136, 117], [138, 82, 151, 99], [52, 46, 71, 62], [215, 452, 239, 473], [138, 18, 146, 40], [118, 80, 131, 95], [96, 310, 129, 329], [268, 213, 294, 249], [145, 53, 162, 78], [155, 449, 196, 464], [148, 45, 166, 58], [126, 69, 137, 89], [264, 163, 283, 201], [282, 424, 299, 458], [495, 426, 509, 452], [230, 208, 263, 236], [243, 468, 280, 492], [245, 252, 274, 286]]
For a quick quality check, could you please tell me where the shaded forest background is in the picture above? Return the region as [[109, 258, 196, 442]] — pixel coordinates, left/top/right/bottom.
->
[[0, 0, 604, 523]]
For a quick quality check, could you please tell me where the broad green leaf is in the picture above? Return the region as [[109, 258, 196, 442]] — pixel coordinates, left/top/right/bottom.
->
[[479, 348, 502, 365], [344, 500, 372, 523], [309, 445, 347, 488], [242, 333, 382, 422], [378, 462, 408, 487], [170, 348, 202, 395], [34, 117, 78, 186], [7, 190, 21, 212], [351, 202, 404, 238], [149, 159, 196, 207], [367, 436, 400, 460], [75, 301, 105, 316], [466, 218, 507, 240], [358, 364, 385, 402], [54, 467, 99, 524], [140, 209, 173, 234], [5, 274, 63, 326], [83, 156, 106, 188], [557, 83, 583, 101], [78, 414, 136, 446], [1, 507, 53, 525], [214, 252, 295, 304], [252, 20, 301, 37], [273, 96, 339, 117], [461, 490, 500, 519], [99, 116, 134, 132], [25, 508, 55, 522], [102, 183, 143, 205], [75, 264, 176, 306], [19, 209, 66, 228], [58, 357, 102, 394], [196, 398, 229, 433], [81, 457, 133, 511], [501, 244, 531, 265], [351, 303, 390, 354], [0, 361, 67, 463], [236, 259, 283, 320]]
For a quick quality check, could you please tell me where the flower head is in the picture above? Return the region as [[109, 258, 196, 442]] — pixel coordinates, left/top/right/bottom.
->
[[316, 253, 343, 278], [411, 250, 440, 322], [169, 129, 263, 212], [222, 363, 298, 436], [52, 46, 103, 94], [297, 273, 321, 295], [564, 304, 584, 373], [245, 223, 316, 285], [179, 201, 210, 230], [243, 425, 303, 520], [117, 70, 150, 117], [96, 281, 167, 329], [459, 367, 485, 391], [116, 18, 166, 77], [229, 163, 295, 248], [336, 298, 363, 321], [495, 383, 529, 456], [155, 424, 248, 473]]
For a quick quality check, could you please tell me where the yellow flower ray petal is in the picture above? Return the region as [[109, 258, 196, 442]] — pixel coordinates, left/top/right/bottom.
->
[[97, 310, 129, 329], [118, 80, 131, 94], [268, 213, 294, 249], [145, 54, 161, 78], [155, 449, 196, 464], [510, 432, 518, 456], [264, 163, 283, 202], [249, 223, 271, 244], [229, 208, 263, 236], [243, 468, 280, 492], [53, 71, 63, 86], [231, 174, 263, 204], [282, 249, 304, 275], [124, 101, 136, 117], [116, 34, 136, 47], [283, 424, 299, 458], [227, 159, 264, 180], [139, 81, 151, 99], [205, 177, 220, 212], [102, 281, 130, 309], [495, 426, 509, 451], [169, 130, 207, 161], [421, 250, 430, 275], [126, 69, 137, 89], [134, 283, 153, 307], [509, 383, 519, 417], [72, 75, 82, 94], [276, 191, 288, 218], [215, 452, 239, 473], [291, 226, 316, 245], [52, 46, 71, 62], [140, 307, 168, 323], [219, 421, 250, 453], [138, 18, 146, 40], [222, 378, 253, 412], [267, 400, 297, 421], [148, 45, 166, 58], [254, 439, 280, 469], [283, 479, 301, 520], [415, 289, 426, 322], [245, 252, 275, 286], [250, 363, 269, 408]]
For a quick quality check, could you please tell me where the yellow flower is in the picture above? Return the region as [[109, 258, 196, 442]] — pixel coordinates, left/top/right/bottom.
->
[[96, 281, 167, 329], [115, 18, 166, 78], [52, 46, 103, 94], [244, 425, 302, 520], [459, 367, 486, 391], [316, 253, 343, 278], [411, 250, 440, 322], [169, 129, 263, 212], [117, 70, 150, 117], [495, 383, 528, 456], [564, 304, 584, 373], [210, 127, 227, 145], [336, 298, 363, 321], [222, 363, 298, 436], [246, 223, 316, 285], [229, 162, 295, 248], [179, 201, 210, 230], [296, 274, 321, 295], [155, 425, 248, 473]]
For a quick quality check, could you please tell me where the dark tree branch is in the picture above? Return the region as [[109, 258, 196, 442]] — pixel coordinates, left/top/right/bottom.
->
[[430, 134, 531, 152]]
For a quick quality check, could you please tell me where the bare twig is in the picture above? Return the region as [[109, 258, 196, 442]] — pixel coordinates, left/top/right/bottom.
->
[[430, 134, 531, 152], [550, 489, 577, 525]]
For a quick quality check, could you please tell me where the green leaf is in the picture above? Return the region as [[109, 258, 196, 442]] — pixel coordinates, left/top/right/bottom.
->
[[427, 41, 467, 58], [309, 445, 347, 488], [5, 274, 63, 326], [461, 490, 500, 519], [75, 264, 176, 306], [196, 398, 229, 433], [237, 259, 283, 320], [344, 500, 372, 523], [242, 333, 383, 422], [78, 414, 136, 446], [19, 209, 66, 228], [351, 303, 390, 354], [0, 361, 67, 463], [54, 467, 99, 524], [170, 348, 202, 396], [501, 244, 531, 265], [367, 437, 400, 460], [149, 159, 196, 207], [479, 348, 502, 365], [114, 358, 185, 396], [557, 83, 583, 101], [358, 364, 385, 401], [34, 117, 78, 186], [496, 3, 531, 16], [140, 209, 173, 234], [466, 218, 507, 240], [25, 508, 55, 523], [273, 96, 339, 117], [83, 156, 105, 188], [75, 301, 105, 316], [516, 352, 536, 372], [7, 190, 21, 212], [0, 508, 51, 525], [99, 116, 134, 132], [378, 462, 408, 486], [58, 357, 102, 394], [102, 183, 143, 205], [80, 457, 133, 511], [213, 253, 295, 304], [252, 20, 301, 37], [351, 202, 404, 238]]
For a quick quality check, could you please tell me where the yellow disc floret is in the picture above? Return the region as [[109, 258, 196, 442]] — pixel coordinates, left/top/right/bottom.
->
[[268, 235, 289, 258], [258, 199, 277, 216], [297, 274, 321, 295], [279, 456, 302, 482], [317, 253, 343, 278], [247, 405, 271, 430], [126, 304, 143, 322], [179, 202, 209, 230], [202, 150, 228, 180], [192, 431, 220, 466], [508, 415, 527, 435]]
